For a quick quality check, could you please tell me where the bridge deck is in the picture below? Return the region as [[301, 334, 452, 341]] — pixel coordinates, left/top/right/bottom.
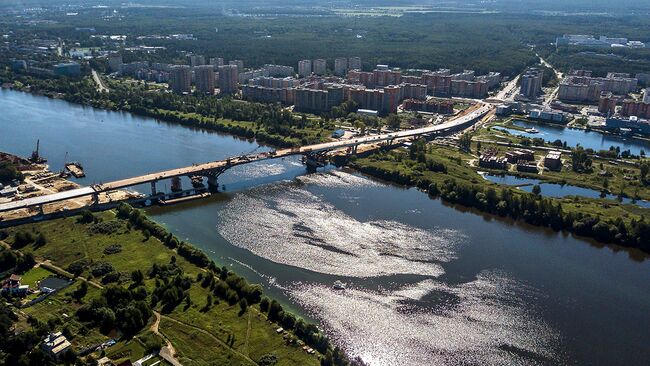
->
[[0, 105, 490, 213]]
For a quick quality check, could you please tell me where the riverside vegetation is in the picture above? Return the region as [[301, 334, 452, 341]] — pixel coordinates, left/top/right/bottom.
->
[[350, 140, 650, 253], [0, 205, 366, 366], [0, 68, 340, 148]]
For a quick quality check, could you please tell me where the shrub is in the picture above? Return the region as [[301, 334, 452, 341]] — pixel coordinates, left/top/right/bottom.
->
[[91, 262, 115, 277], [103, 244, 122, 255], [89, 220, 122, 235]]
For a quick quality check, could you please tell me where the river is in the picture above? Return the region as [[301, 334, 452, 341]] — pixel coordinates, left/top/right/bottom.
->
[[2, 89, 650, 365]]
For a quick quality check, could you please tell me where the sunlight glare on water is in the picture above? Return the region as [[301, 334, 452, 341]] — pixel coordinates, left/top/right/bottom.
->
[[217, 172, 463, 277], [290, 272, 560, 366]]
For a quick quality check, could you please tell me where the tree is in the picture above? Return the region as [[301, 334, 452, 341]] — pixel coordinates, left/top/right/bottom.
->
[[458, 133, 472, 152], [571, 147, 592, 173], [238, 298, 248, 314], [34, 233, 47, 247], [532, 184, 541, 196], [131, 269, 144, 285], [260, 297, 270, 312], [73, 281, 88, 300], [77, 210, 95, 224], [386, 114, 401, 130]]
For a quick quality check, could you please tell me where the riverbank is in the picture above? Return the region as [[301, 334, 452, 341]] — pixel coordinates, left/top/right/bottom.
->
[[0, 206, 358, 366], [0, 70, 334, 149], [348, 145, 649, 254]]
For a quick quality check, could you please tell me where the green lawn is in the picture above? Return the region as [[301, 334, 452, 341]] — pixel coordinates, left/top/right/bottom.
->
[[159, 317, 255, 366], [19, 266, 53, 287]]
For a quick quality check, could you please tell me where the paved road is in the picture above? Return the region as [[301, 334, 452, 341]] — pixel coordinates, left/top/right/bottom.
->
[[494, 75, 520, 102], [91, 69, 109, 93], [0, 104, 492, 213], [538, 55, 563, 107]]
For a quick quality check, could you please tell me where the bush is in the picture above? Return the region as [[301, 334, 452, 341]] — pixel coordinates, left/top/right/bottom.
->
[[91, 262, 115, 277], [67, 259, 91, 276], [103, 244, 122, 255], [101, 272, 122, 284], [77, 210, 96, 224], [89, 220, 122, 235], [258, 354, 278, 366], [12, 231, 34, 248]]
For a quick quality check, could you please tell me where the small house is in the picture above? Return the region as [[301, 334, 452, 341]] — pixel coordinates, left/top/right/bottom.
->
[[41, 332, 71, 359], [1, 274, 28, 295]]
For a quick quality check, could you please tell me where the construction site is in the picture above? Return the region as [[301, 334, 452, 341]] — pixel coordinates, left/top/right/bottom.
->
[[0, 151, 141, 223]]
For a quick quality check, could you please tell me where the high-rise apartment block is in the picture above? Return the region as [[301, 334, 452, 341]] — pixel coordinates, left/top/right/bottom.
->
[[348, 57, 362, 71], [298, 60, 312, 77], [598, 92, 617, 115], [621, 99, 650, 119], [169, 65, 192, 94], [229, 60, 244, 72], [189, 54, 205, 67], [334, 58, 348, 76], [559, 71, 638, 103], [313, 59, 327, 76], [209, 57, 224, 67], [194, 65, 215, 94], [519, 68, 544, 100], [218, 65, 239, 94], [451, 80, 488, 99], [373, 69, 402, 87]]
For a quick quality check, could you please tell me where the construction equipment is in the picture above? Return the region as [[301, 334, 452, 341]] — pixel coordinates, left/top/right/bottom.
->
[[29, 139, 47, 163]]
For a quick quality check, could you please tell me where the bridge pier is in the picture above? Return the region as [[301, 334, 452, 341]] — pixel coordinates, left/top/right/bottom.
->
[[303, 153, 327, 172], [207, 175, 219, 192], [37, 204, 44, 216], [92, 193, 99, 206], [151, 181, 157, 196]]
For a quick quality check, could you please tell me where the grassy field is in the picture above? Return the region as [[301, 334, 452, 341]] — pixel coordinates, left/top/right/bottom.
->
[[2, 211, 320, 366]]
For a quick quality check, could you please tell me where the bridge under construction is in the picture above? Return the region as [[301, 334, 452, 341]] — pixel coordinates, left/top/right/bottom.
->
[[0, 104, 491, 215]]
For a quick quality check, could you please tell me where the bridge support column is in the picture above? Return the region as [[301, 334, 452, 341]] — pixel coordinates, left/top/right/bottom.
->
[[305, 160, 318, 173], [92, 193, 99, 206], [351, 145, 358, 155], [207, 175, 219, 192], [37, 204, 44, 216], [151, 181, 157, 196]]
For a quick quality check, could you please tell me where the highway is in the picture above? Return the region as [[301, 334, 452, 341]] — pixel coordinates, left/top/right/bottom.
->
[[0, 104, 491, 213]]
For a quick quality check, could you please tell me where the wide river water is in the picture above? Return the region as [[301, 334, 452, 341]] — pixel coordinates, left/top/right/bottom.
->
[[2, 89, 650, 365]]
